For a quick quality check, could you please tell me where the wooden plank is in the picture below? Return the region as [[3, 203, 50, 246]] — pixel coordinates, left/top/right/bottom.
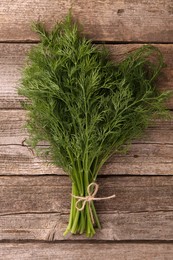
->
[[0, 175, 172, 242], [1, 110, 173, 176], [0, 175, 172, 215], [0, 110, 27, 145], [1, 143, 173, 176], [0, 44, 30, 109], [0, 211, 173, 241], [0, 43, 173, 109], [0, 243, 173, 260], [0, 0, 173, 42], [1, 109, 173, 176], [1, 110, 173, 145]]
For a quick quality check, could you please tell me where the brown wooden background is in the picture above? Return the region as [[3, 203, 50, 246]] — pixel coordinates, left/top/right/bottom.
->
[[0, 1, 173, 259]]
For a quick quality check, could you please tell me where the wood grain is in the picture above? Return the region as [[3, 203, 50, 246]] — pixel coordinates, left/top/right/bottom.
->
[[0, 0, 173, 42], [0, 175, 173, 241], [1, 143, 173, 176], [1, 110, 173, 145], [1, 110, 173, 176], [1, 0, 173, 254], [0, 175, 173, 215], [0, 243, 173, 260], [0, 43, 173, 109], [0, 211, 173, 241]]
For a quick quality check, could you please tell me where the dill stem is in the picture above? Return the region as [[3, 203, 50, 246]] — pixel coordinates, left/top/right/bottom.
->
[[63, 185, 74, 236], [91, 201, 101, 229], [77, 159, 84, 195], [70, 182, 80, 233], [71, 209, 80, 234], [79, 210, 86, 234]]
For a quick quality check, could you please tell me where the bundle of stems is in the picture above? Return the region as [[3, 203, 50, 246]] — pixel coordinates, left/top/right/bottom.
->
[[18, 14, 170, 237]]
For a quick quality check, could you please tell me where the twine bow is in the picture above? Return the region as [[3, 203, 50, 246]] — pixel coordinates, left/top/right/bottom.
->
[[71, 182, 115, 224]]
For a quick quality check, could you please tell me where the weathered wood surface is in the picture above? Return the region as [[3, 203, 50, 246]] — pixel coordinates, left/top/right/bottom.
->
[[1, 110, 173, 145], [1, 109, 173, 176], [0, 43, 173, 109], [1, 175, 173, 214], [1, 1, 173, 254], [1, 243, 173, 260], [0, 0, 173, 42], [1, 143, 173, 176], [0, 212, 173, 241], [0, 175, 172, 241]]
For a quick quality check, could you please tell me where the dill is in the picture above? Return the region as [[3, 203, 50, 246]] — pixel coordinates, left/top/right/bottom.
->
[[18, 14, 171, 237]]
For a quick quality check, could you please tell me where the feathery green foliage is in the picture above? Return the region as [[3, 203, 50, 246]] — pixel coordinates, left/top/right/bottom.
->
[[18, 14, 170, 237]]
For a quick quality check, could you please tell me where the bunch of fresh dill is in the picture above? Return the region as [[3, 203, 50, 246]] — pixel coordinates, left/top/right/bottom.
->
[[18, 14, 170, 237]]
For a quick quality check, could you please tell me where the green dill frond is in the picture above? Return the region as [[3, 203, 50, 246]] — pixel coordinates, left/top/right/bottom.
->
[[18, 14, 170, 178]]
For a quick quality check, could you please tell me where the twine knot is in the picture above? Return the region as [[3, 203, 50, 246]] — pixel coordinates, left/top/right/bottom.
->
[[71, 182, 115, 224]]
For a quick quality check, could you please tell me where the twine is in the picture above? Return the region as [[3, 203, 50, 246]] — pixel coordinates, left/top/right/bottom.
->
[[71, 182, 115, 224]]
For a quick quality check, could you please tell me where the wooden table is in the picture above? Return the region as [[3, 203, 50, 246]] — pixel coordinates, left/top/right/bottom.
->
[[0, 1, 173, 259]]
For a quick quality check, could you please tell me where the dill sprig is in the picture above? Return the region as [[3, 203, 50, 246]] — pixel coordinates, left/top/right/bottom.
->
[[18, 14, 170, 237]]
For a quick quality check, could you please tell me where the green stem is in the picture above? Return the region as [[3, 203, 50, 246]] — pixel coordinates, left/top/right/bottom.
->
[[86, 203, 95, 237], [91, 201, 101, 229], [71, 209, 80, 233], [77, 159, 84, 195], [79, 210, 86, 234], [64, 167, 101, 237], [63, 183, 75, 236]]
